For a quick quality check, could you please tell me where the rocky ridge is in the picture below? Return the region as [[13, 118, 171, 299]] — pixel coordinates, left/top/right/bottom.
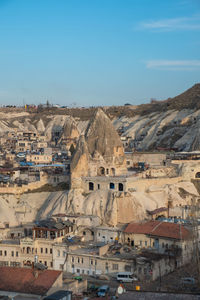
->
[[0, 84, 200, 151], [0, 84, 200, 226]]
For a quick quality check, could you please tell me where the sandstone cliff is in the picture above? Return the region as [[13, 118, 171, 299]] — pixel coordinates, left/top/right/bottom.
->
[[0, 178, 198, 227], [85, 108, 124, 161]]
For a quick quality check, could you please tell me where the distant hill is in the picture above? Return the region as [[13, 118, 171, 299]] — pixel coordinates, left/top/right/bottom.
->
[[0, 83, 200, 151], [163, 83, 200, 110]]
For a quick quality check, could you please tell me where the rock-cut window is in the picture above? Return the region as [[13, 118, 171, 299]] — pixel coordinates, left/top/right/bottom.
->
[[89, 182, 94, 191]]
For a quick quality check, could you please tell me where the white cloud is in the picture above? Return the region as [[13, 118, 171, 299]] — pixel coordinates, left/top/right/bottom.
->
[[146, 60, 200, 70], [137, 16, 200, 31]]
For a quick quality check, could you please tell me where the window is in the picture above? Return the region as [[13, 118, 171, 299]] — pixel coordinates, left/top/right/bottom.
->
[[50, 262, 53, 268], [0, 261, 8, 266], [11, 251, 14, 257], [112, 264, 118, 270], [10, 262, 20, 267], [41, 248, 43, 254], [82, 270, 84, 274], [44, 261, 47, 266], [0, 251, 2, 256], [98, 184, 100, 189], [110, 182, 115, 189], [4, 251, 7, 256], [162, 243, 165, 248], [72, 257, 74, 262], [16, 251, 18, 257], [83, 231, 86, 235], [91, 260, 93, 265], [140, 241, 142, 246], [57, 250, 60, 257], [45, 248, 48, 254], [82, 258, 84, 264], [76, 269, 80, 273], [125, 265, 131, 272], [118, 183, 123, 191], [89, 182, 94, 191], [50, 248, 52, 254], [78, 257, 80, 263], [63, 251, 66, 257], [145, 241, 147, 246]]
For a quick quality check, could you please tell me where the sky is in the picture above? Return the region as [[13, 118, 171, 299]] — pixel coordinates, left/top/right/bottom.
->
[[0, 0, 200, 107]]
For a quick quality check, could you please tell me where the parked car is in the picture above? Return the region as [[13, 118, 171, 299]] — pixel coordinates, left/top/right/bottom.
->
[[97, 285, 109, 297], [181, 277, 195, 285]]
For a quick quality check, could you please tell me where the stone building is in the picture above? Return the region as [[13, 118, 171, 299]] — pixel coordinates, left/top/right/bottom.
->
[[123, 220, 193, 265], [0, 237, 54, 269], [70, 108, 127, 189], [26, 153, 53, 164], [33, 219, 74, 240], [0, 267, 62, 299]]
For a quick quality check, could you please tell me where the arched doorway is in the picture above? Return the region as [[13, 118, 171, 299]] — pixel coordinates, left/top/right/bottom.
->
[[97, 167, 105, 176], [195, 172, 200, 178], [110, 182, 115, 189], [118, 183, 124, 191]]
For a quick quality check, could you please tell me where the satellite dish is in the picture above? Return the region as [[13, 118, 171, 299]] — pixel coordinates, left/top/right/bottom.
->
[[117, 286, 123, 294]]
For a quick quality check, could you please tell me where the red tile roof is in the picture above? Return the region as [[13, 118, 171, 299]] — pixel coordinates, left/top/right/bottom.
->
[[124, 220, 191, 240], [0, 267, 62, 296]]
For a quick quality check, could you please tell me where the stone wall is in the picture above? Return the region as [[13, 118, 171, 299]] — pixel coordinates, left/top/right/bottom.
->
[[81, 175, 183, 194], [126, 177, 183, 192], [125, 153, 166, 166]]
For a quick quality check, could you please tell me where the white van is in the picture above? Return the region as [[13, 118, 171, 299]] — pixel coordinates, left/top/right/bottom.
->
[[117, 272, 137, 283]]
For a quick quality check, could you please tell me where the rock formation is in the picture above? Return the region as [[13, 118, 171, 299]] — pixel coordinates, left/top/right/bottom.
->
[[62, 116, 80, 139], [85, 108, 124, 162], [0, 178, 198, 227], [70, 108, 127, 189]]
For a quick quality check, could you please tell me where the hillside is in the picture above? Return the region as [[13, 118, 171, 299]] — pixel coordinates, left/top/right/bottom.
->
[[0, 84, 200, 151]]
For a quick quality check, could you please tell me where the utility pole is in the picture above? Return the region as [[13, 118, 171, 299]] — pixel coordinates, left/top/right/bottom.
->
[[159, 261, 161, 291], [191, 196, 200, 285]]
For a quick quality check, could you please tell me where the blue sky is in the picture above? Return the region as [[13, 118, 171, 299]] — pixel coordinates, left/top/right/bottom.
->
[[0, 0, 200, 107]]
